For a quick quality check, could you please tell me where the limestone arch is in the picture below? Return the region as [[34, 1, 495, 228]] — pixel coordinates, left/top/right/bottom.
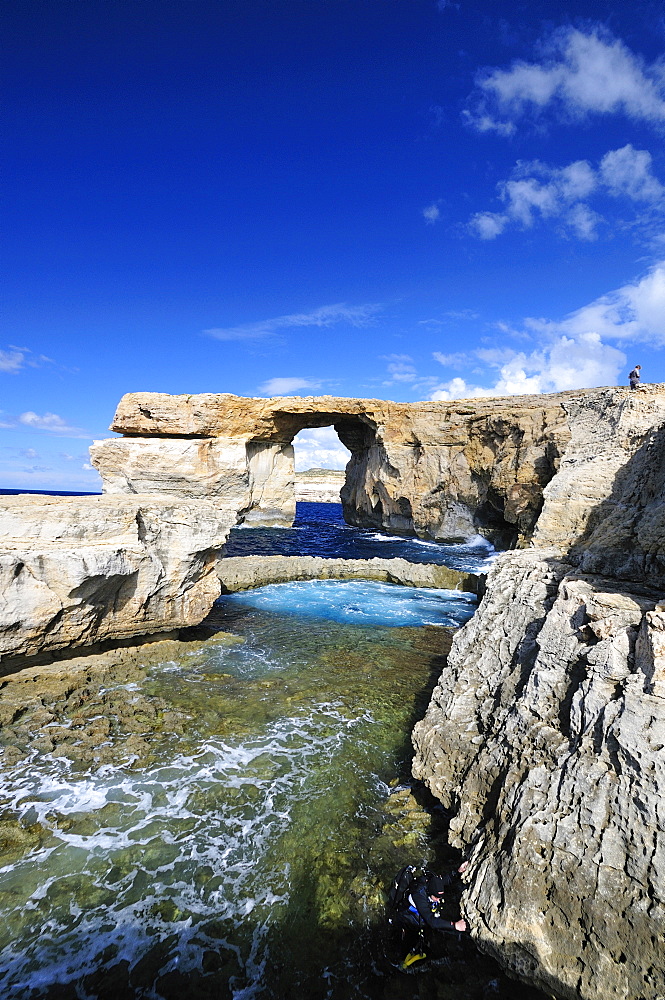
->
[[241, 410, 410, 532]]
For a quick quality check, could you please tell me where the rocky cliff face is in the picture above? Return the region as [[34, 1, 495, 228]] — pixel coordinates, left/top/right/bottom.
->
[[4, 385, 665, 1000], [91, 389, 574, 545], [294, 468, 345, 503], [413, 385, 665, 1000], [0, 494, 233, 671]]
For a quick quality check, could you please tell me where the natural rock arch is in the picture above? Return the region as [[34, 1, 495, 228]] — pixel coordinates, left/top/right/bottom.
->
[[91, 389, 576, 544]]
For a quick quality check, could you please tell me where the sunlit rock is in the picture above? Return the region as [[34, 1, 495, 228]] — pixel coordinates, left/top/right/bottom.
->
[[413, 383, 665, 1000], [95, 388, 577, 545], [0, 494, 232, 670]]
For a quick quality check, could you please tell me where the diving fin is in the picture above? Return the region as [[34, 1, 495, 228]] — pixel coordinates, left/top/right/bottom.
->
[[400, 950, 427, 970]]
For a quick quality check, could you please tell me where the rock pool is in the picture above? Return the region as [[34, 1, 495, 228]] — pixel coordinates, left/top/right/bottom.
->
[[0, 551, 546, 998]]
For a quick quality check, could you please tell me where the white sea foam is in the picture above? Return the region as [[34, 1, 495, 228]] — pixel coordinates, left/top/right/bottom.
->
[[0, 703, 374, 997], [222, 578, 476, 628]]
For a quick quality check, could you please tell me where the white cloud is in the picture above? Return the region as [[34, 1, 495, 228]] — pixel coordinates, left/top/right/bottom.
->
[[383, 355, 418, 383], [258, 377, 324, 396], [427, 264, 665, 400], [0, 349, 27, 373], [204, 302, 381, 341], [467, 27, 665, 133], [17, 411, 87, 436], [547, 261, 665, 345], [599, 145, 665, 201], [469, 146, 664, 241], [432, 351, 470, 367], [430, 332, 625, 400], [470, 212, 508, 239], [423, 203, 441, 224], [292, 426, 350, 471], [566, 202, 602, 240]]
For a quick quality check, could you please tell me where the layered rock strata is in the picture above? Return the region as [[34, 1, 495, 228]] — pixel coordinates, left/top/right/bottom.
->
[[91, 388, 577, 544], [413, 385, 665, 1000], [217, 555, 480, 594], [294, 468, 345, 503], [0, 494, 233, 672], [4, 384, 665, 999]]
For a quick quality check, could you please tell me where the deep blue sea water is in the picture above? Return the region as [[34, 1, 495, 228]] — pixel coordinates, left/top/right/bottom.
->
[[0, 489, 101, 496], [225, 501, 495, 573]]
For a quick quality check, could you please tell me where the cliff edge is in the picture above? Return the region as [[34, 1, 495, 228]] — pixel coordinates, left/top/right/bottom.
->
[[413, 385, 665, 1000]]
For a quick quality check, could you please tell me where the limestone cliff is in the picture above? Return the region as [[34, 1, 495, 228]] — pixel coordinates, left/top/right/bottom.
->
[[3, 384, 665, 1000], [0, 494, 233, 671], [413, 385, 665, 1000], [92, 389, 574, 545]]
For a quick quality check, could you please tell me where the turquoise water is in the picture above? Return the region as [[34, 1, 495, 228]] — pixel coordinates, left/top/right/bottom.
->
[[0, 581, 546, 1000], [223, 579, 477, 628]]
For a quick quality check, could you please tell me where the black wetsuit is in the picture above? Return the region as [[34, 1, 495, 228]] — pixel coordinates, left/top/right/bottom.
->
[[397, 871, 459, 934]]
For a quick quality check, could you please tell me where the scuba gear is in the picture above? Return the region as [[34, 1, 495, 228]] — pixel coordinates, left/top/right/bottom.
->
[[400, 950, 427, 971], [386, 863, 467, 972]]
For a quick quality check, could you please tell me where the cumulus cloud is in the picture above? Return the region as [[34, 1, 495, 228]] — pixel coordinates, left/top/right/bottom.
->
[[466, 27, 665, 134], [547, 261, 665, 345], [258, 377, 324, 396], [599, 145, 665, 201], [17, 411, 88, 436], [427, 264, 665, 400], [430, 332, 625, 400], [205, 303, 381, 342], [423, 203, 441, 224], [469, 145, 664, 240], [292, 426, 351, 471]]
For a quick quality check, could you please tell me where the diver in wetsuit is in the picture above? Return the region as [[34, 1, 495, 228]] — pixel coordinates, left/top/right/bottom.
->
[[388, 862, 468, 969]]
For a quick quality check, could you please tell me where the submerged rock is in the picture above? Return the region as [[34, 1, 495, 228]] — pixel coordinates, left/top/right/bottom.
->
[[217, 554, 481, 594]]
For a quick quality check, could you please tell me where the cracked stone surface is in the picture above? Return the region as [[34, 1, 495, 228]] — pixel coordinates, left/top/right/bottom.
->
[[413, 384, 665, 1000]]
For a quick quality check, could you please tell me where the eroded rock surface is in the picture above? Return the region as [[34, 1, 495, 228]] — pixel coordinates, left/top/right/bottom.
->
[[93, 388, 577, 544], [413, 384, 665, 1000], [217, 554, 480, 594], [0, 494, 233, 671]]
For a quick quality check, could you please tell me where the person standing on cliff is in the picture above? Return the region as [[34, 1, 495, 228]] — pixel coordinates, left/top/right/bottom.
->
[[629, 365, 642, 389]]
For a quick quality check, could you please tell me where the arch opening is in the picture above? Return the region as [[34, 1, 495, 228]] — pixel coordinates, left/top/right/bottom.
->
[[241, 411, 411, 533]]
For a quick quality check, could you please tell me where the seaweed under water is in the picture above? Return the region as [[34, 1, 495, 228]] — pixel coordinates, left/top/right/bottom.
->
[[0, 575, 546, 1000]]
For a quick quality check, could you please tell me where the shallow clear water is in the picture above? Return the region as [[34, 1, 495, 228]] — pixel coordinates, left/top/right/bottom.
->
[[0, 580, 545, 1000], [224, 502, 495, 573]]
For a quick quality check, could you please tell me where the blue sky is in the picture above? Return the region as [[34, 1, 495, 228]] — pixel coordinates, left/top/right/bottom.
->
[[4, 0, 665, 483]]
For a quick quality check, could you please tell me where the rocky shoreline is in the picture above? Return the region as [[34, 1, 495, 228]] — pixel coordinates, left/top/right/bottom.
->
[[294, 468, 345, 503], [217, 554, 481, 595], [1, 384, 664, 999]]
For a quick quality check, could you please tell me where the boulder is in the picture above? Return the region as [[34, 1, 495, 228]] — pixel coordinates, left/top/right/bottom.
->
[[0, 494, 233, 671]]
